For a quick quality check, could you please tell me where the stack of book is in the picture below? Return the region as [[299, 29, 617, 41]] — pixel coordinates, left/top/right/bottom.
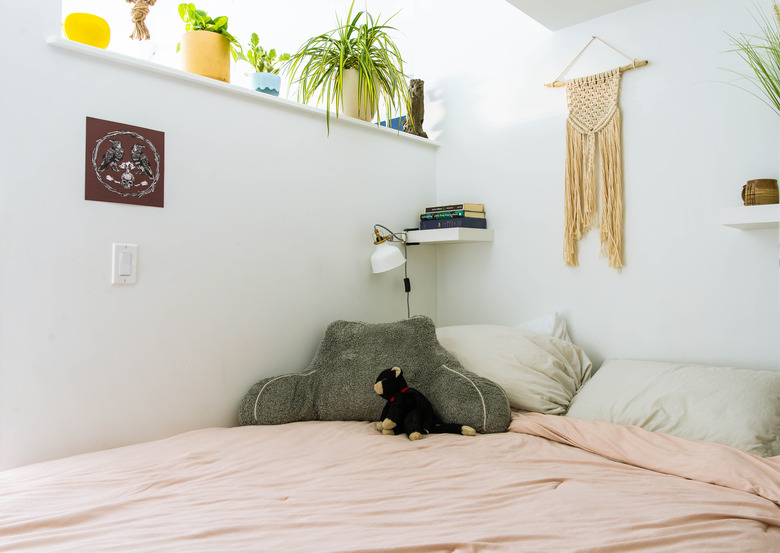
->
[[418, 203, 487, 230]]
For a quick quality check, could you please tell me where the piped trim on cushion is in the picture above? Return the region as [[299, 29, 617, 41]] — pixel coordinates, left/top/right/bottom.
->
[[441, 364, 488, 433], [253, 370, 317, 421]]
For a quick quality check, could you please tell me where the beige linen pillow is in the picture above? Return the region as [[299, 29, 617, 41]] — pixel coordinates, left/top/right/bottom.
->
[[565, 359, 780, 457], [435, 325, 593, 414]]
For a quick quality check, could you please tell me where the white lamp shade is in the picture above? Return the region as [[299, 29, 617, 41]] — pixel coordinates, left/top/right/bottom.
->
[[371, 241, 406, 273]]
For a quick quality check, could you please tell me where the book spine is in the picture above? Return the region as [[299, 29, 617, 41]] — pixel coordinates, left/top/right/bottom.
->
[[420, 210, 468, 220], [419, 218, 487, 230], [425, 203, 484, 213], [425, 203, 467, 213]]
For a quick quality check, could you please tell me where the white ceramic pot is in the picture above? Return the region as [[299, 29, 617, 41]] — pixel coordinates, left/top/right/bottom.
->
[[341, 68, 374, 121]]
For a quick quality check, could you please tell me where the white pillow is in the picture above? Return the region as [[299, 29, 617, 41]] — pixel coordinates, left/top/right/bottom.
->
[[436, 325, 592, 414], [565, 359, 780, 457], [516, 312, 572, 342]]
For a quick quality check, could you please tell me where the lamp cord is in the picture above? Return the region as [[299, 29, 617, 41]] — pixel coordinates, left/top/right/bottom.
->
[[403, 242, 411, 318], [374, 224, 412, 319]]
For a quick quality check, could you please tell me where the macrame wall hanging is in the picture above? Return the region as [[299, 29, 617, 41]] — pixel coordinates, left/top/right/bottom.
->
[[546, 37, 647, 270]]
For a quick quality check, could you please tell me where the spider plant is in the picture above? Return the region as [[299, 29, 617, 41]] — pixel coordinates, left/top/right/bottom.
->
[[285, 1, 412, 132], [728, 1, 780, 116]]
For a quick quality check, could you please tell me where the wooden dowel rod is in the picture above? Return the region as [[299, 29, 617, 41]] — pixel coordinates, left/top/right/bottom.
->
[[544, 59, 649, 88]]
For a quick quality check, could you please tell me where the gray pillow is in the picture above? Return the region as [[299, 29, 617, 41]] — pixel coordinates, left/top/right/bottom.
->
[[238, 316, 510, 433]]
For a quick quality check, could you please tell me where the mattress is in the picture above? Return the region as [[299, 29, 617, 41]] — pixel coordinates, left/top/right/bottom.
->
[[1, 412, 779, 552]]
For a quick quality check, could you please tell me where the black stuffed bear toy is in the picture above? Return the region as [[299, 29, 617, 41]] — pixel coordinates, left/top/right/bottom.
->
[[373, 367, 477, 440]]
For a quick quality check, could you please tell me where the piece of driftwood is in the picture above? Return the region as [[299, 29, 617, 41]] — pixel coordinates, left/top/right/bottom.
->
[[545, 59, 647, 87], [403, 79, 428, 138]]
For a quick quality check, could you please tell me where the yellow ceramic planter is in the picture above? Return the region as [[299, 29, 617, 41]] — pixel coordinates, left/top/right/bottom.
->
[[180, 31, 231, 83], [63, 13, 110, 49]]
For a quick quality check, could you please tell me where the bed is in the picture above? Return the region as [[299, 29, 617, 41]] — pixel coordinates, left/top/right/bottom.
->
[[1, 316, 779, 552]]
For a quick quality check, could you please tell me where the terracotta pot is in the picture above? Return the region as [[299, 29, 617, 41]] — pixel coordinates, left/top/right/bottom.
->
[[742, 179, 779, 205], [180, 30, 230, 83], [341, 68, 375, 121]]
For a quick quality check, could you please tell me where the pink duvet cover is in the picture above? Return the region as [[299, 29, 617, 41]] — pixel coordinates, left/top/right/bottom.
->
[[1, 413, 779, 552]]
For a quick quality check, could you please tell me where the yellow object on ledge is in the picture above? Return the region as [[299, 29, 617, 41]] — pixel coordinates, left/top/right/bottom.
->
[[63, 13, 110, 49]]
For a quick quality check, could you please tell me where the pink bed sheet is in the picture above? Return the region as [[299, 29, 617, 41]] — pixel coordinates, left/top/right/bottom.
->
[[1, 413, 778, 552]]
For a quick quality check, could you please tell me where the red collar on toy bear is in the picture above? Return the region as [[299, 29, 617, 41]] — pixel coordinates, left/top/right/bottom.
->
[[390, 387, 409, 402]]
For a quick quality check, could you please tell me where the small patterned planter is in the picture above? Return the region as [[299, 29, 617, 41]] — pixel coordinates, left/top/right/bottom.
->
[[249, 72, 281, 96]]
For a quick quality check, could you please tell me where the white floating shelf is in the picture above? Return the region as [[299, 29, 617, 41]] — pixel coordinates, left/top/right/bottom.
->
[[46, 36, 439, 147], [720, 205, 780, 230], [407, 228, 494, 244]]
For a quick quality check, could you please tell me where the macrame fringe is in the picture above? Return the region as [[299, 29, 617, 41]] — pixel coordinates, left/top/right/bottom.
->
[[563, 122, 583, 266], [598, 111, 623, 269], [563, 68, 624, 270]]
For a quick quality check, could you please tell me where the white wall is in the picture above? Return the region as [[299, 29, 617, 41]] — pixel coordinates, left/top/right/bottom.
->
[[3, 0, 778, 470], [419, 0, 779, 371], [0, 1, 437, 469]]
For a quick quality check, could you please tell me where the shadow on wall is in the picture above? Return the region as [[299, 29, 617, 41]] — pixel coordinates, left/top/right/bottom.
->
[[425, 72, 568, 144]]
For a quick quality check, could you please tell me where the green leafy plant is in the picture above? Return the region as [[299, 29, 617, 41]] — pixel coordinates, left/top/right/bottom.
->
[[728, 1, 780, 115], [237, 33, 290, 74], [176, 2, 242, 61], [285, 1, 412, 132]]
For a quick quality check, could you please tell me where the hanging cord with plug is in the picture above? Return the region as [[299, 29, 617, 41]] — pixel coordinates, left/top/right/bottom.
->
[[373, 224, 412, 318], [402, 241, 411, 318]]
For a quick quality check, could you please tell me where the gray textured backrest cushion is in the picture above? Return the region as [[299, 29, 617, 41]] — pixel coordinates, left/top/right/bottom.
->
[[238, 316, 510, 433]]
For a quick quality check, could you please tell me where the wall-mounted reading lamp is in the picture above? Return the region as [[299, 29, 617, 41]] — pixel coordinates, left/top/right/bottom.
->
[[371, 224, 412, 318]]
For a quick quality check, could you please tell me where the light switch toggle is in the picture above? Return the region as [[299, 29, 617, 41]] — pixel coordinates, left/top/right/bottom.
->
[[112, 244, 138, 284], [119, 251, 132, 276]]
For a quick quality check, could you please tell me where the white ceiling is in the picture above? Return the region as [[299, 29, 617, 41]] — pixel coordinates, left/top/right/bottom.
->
[[505, 0, 652, 30]]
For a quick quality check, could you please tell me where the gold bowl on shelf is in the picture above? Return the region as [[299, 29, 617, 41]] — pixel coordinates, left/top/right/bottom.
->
[[742, 179, 779, 206]]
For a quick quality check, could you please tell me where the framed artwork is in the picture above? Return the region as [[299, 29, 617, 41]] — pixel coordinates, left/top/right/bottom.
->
[[85, 116, 165, 208]]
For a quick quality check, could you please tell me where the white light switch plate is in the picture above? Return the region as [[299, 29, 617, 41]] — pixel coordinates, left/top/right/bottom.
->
[[112, 244, 138, 284]]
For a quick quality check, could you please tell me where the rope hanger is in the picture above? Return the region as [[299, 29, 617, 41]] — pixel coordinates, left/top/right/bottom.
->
[[127, 0, 157, 41], [545, 36, 648, 88]]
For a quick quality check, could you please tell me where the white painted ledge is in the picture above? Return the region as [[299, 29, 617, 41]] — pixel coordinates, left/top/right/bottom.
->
[[47, 36, 439, 148], [407, 228, 494, 244], [720, 205, 780, 230]]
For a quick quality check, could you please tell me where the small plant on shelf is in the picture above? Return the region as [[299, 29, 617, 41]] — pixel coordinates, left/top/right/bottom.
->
[[176, 3, 241, 61], [236, 33, 290, 96], [237, 33, 290, 74]]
